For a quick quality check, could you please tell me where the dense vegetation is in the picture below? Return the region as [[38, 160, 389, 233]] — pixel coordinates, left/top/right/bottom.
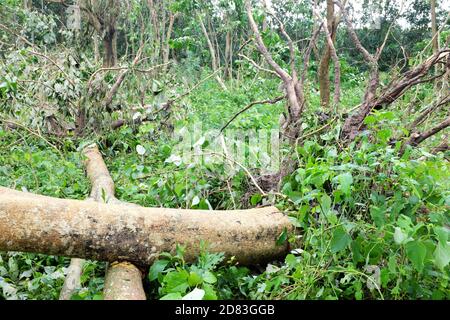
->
[[0, 0, 449, 300]]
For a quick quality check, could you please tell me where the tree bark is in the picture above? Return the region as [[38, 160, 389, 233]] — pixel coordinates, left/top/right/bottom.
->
[[60, 143, 127, 300], [431, 0, 439, 54], [84, 144, 146, 300], [199, 15, 227, 91], [103, 30, 117, 68], [318, 0, 337, 108], [0, 187, 292, 266], [399, 116, 450, 156], [59, 258, 84, 300], [163, 12, 176, 71]]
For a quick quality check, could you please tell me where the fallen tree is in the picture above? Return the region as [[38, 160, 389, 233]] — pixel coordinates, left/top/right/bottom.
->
[[0, 187, 291, 266]]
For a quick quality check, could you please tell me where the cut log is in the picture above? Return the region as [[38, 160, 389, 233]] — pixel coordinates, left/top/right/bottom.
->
[[0, 187, 292, 266], [103, 262, 146, 300]]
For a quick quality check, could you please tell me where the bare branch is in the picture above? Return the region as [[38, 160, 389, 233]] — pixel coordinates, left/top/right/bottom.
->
[[400, 116, 450, 155], [313, 9, 340, 107], [334, 0, 375, 64], [219, 95, 285, 133], [245, 0, 291, 82], [238, 53, 279, 77]]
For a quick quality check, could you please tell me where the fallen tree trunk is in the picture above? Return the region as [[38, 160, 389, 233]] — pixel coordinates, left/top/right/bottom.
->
[[0, 187, 291, 266]]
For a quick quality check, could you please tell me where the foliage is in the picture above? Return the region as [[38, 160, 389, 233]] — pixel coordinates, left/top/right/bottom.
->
[[0, 0, 449, 301]]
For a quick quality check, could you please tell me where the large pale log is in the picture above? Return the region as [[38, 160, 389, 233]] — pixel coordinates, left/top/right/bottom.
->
[[0, 187, 292, 266]]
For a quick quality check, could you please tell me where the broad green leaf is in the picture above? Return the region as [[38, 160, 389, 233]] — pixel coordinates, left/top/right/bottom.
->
[[160, 292, 182, 300], [250, 194, 262, 205], [202, 271, 217, 284], [163, 270, 189, 294], [148, 259, 170, 281], [188, 271, 203, 286], [337, 172, 353, 195], [394, 227, 408, 245], [405, 241, 427, 272], [320, 194, 331, 214], [330, 227, 351, 253], [370, 206, 385, 227], [202, 284, 218, 300], [433, 243, 450, 270]]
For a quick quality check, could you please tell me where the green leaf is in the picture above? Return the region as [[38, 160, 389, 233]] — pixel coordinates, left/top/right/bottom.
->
[[337, 172, 353, 195], [202, 271, 217, 284], [188, 271, 203, 286], [377, 129, 392, 142], [330, 227, 351, 253], [370, 206, 386, 227], [364, 115, 377, 125], [148, 259, 170, 281], [405, 241, 427, 272], [434, 226, 448, 244], [433, 243, 450, 270], [163, 270, 189, 294], [202, 283, 218, 300], [174, 183, 184, 197], [320, 194, 331, 215], [287, 191, 302, 204], [276, 228, 288, 246], [160, 292, 182, 300], [351, 238, 364, 264], [250, 194, 262, 205]]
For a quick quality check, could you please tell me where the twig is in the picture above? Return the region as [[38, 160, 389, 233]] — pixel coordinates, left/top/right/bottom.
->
[[219, 95, 285, 134], [238, 53, 279, 77], [204, 151, 267, 196]]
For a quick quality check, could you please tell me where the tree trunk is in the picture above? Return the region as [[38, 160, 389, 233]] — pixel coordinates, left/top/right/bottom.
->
[[0, 187, 292, 266], [318, 0, 336, 108], [225, 28, 232, 80], [103, 31, 117, 67], [199, 15, 227, 90], [163, 12, 176, 71], [93, 35, 100, 63], [23, 0, 32, 10], [431, 0, 439, 54]]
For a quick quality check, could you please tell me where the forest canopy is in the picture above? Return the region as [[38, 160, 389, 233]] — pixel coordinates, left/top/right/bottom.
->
[[0, 0, 449, 300]]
